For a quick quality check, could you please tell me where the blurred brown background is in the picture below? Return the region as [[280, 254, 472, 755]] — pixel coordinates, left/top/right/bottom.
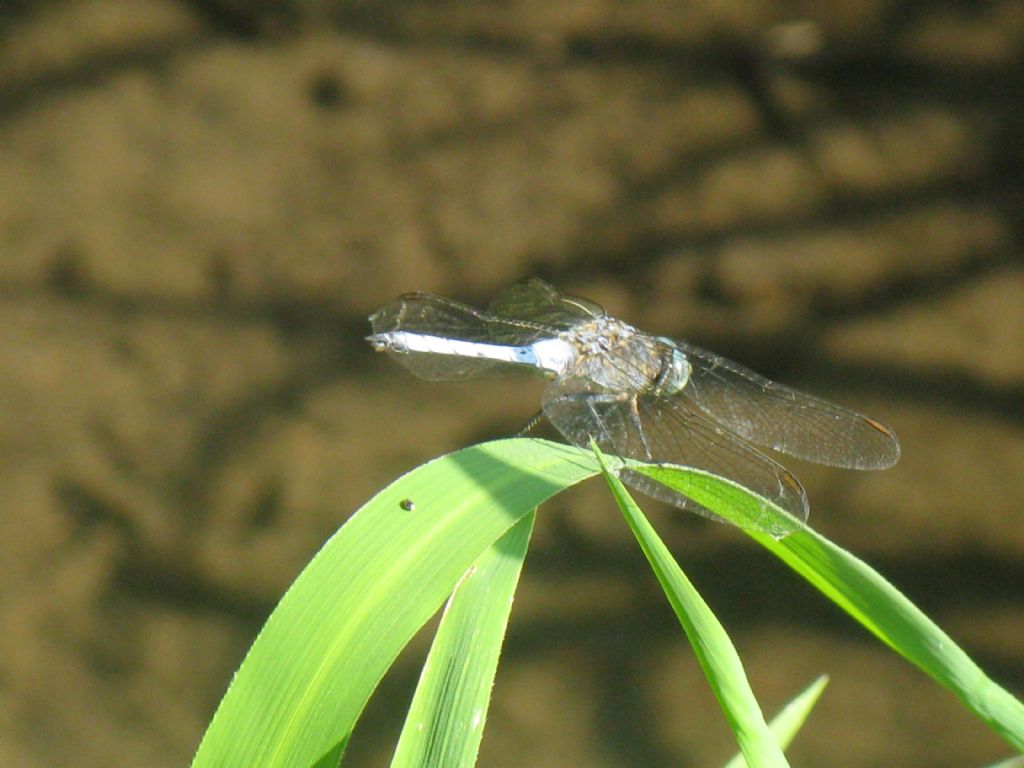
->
[[1, 1, 1023, 766]]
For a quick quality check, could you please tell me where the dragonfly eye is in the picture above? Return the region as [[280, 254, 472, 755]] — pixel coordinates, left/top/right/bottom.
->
[[664, 349, 691, 394]]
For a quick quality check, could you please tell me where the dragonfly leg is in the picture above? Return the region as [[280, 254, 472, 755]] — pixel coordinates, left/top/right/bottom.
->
[[627, 396, 652, 460], [516, 410, 546, 436]]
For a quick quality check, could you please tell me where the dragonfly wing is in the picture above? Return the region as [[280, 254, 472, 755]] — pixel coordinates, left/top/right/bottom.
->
[[369, 348, 522, 382], [488, 278, 605, 333], [369, 293, 539, 380], [676, 341, 900, 470], [542, 378, 808, 535]]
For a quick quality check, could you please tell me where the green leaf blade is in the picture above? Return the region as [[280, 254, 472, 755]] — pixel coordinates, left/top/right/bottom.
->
[[596, 452, 790, 768], [643, 459, 1024, 753], [750, 527, 1024, 752], [192, 440, 596, 768], [391, 511, 535, 768], [627, 463, 804, 538], [722, 675, 829, 768]]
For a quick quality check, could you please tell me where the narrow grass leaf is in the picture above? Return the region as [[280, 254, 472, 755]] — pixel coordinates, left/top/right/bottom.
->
[[748, 527, 1024, 751], [192, 439, 597, 768], [628, 463, 804, 538], [723, 675, 829, 768], [390, 510, 536, 768], [595, 450, 790, 768], [637, 459, 1024, 752]]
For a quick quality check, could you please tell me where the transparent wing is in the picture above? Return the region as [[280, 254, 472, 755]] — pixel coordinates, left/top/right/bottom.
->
[[542, 377, 808, 536], [369, 293, 538, 381], [487, 278, 604, 334], [676, 341, 900, 470], [368, 279, 605, 381]]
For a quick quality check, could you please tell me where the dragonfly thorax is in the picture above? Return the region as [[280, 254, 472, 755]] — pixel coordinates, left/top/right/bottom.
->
[[559, 318, 690, 396]]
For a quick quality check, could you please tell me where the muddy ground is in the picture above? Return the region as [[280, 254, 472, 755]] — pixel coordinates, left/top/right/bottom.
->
[[1, 1, 1022, 766]]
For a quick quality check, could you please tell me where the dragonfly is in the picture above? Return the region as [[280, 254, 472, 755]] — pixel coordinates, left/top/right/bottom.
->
[[366, 278, 900, 537]]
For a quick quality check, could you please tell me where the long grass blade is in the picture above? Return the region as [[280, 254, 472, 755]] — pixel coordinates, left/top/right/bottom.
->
[[596, 451, 790, 768], [390, 511, 536, 768], [722, 676, 829, 768], [637, 457, 1024, 752], [192, 440, 596, 768], [749, 527, 1024, 751]]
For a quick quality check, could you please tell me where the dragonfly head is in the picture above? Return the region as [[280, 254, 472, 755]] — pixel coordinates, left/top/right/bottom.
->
[[658, 344, 691, 395]]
